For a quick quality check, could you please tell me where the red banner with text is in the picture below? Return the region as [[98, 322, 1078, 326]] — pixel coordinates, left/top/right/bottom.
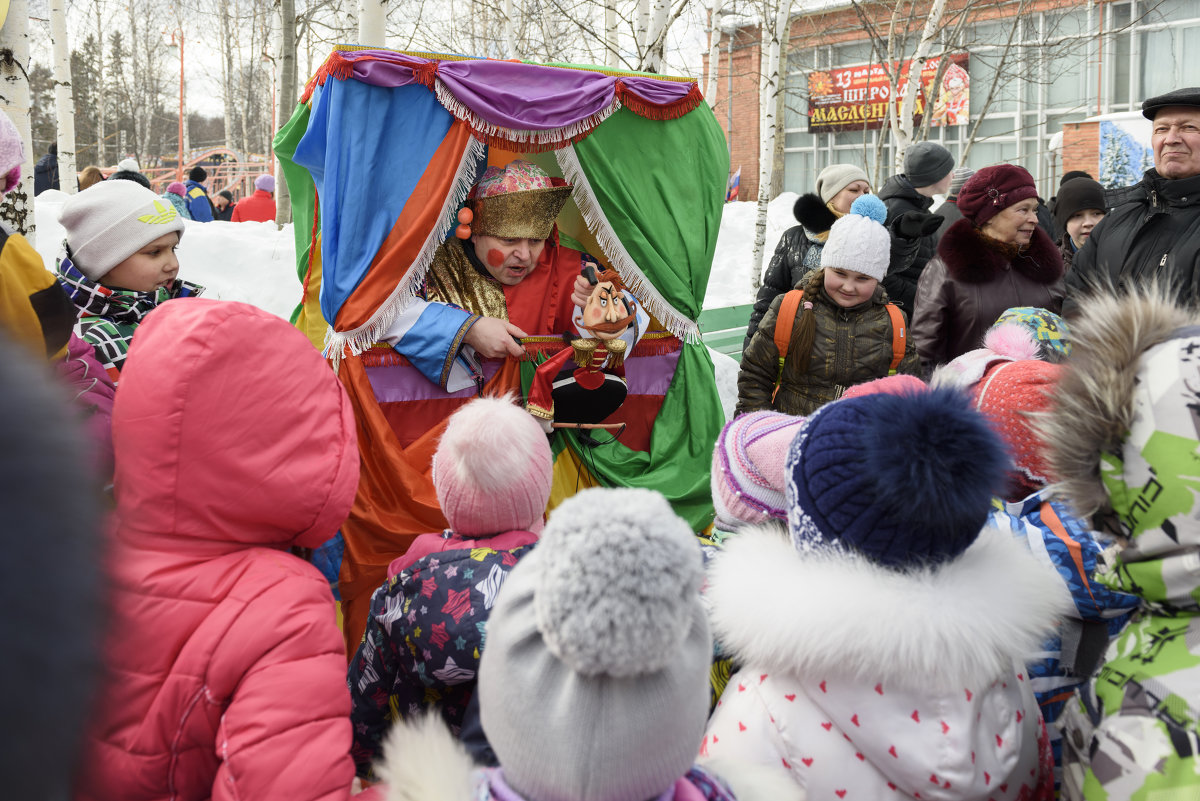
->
[[807, 54, 969, 134]]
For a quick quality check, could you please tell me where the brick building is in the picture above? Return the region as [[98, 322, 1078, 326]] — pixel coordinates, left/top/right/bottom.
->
[[707, 0, 1200, 200]]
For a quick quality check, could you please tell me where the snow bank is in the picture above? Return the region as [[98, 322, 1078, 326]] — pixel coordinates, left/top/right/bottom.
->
[[704, 191, 798, 309]]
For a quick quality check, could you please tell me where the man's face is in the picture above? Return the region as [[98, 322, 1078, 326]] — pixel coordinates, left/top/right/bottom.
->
[[581, 281, 633, 340], [214, 196, 229, 211], [1152, 107, 1200, 179], [472, 234, 546, 286]]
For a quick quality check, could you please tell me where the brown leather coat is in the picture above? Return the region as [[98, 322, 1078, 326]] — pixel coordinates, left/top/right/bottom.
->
[[912, 219, 1065, 368], [736, 278, 920, 417]]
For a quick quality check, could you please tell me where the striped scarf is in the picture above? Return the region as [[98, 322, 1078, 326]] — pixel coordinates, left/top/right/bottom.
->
[[56, 251, 203, 380]]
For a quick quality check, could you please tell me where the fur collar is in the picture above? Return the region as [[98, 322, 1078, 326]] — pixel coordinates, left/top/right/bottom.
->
[[936, 218, 1063, 285], [1039, 290, 1195, 519], [793, 193, 837, 235], [706, 524, 1071, 690]]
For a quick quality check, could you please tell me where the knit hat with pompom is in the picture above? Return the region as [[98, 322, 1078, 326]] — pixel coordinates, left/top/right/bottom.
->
[[711, 410, 805, 531], [820, 194, 891, 281], [432, 396, 552, 536], [478, 487, 711, 801], [786, 387, 1008, 568]]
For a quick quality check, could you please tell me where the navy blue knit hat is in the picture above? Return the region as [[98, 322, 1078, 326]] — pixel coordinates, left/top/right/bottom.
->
[[784, 388, 1008, 567]]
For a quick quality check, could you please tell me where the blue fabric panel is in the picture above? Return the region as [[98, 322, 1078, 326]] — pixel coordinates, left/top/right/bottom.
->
[[293, 80, 454, 325]]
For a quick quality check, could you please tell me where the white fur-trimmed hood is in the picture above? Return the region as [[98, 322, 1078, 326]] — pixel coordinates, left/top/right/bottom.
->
[[707, 524, 1072, 690]]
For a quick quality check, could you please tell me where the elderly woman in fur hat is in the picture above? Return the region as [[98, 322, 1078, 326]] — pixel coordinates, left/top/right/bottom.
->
[[911, 164, 1066, 370]]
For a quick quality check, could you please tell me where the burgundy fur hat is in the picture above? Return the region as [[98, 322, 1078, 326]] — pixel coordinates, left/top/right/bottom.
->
[[957, 165, 1039, 227]]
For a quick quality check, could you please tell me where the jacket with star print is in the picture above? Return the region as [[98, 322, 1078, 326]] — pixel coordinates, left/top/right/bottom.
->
[[347, 529, 537, 778], [701, 523, 1072, 801]]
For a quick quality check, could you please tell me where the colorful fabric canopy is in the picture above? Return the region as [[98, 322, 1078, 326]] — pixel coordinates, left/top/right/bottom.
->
[[274, 47, 729, 650]]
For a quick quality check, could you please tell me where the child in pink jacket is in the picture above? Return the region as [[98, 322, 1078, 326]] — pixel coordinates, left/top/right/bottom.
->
[[73, 299, 364, 801]]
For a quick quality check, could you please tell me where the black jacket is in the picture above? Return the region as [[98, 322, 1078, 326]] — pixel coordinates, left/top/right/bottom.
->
[[1064, 169, 1200, 315], [878, 174, 937, 314], [34, 153, 59, 195], [933, 198, 963, 240]]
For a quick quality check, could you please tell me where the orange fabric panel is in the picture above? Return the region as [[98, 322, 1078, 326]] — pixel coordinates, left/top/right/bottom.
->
[[336, 351, 525, 656], [336, 352, 447, 656]]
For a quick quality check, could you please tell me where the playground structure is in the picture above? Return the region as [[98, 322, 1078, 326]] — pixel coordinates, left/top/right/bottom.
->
[[95, 147, 273, 201]]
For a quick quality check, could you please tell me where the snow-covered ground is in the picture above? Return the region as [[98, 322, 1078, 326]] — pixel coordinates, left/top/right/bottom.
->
[[33, 190, 796, 421]]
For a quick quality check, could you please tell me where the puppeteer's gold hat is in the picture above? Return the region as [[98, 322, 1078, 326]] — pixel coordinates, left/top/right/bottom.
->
[[469, 160, 574, 240]]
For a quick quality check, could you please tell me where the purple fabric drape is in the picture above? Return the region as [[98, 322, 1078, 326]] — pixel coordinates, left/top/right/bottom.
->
[[321, 49, 699, 132]]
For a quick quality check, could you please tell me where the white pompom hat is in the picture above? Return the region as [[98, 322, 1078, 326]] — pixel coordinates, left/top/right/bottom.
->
[[819, 193, 891, 281]]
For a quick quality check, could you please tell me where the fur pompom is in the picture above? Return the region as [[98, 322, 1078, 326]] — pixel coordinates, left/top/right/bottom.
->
[[435, 395, 548, 493], [863, 388, 1009, 551], [982, 322, 1041, 361], [377, 712, 476, 801], [533, 487, 704, 677], [849, 193, 887, 225], [793, 193, 837, 233]]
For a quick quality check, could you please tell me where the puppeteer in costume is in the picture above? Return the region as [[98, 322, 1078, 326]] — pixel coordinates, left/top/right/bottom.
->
[[381, 160, 595, 391], [338, 160, 644, 653]]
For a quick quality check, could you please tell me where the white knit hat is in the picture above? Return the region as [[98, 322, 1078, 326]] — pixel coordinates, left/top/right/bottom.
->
[[819, 194, 891, 281], [59, 180, 186, 281], [814, 163, 870, 204], [479, 487, 711, 801]]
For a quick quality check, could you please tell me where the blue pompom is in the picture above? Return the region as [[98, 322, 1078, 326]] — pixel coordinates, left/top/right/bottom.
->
[[849, 194, 887, 225]]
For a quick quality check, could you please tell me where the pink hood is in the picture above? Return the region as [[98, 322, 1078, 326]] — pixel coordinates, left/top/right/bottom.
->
[[111, 298, 358, 552], [76, 299, 361, 801]]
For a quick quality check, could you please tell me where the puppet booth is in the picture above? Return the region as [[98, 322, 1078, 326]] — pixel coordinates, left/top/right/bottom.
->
[[275, 45, 729, 651]]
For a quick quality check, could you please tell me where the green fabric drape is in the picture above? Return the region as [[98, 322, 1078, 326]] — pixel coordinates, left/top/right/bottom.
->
[[554, 106, 730, 530], [573, 106, 728, 316], [273, 103, 316, 323]]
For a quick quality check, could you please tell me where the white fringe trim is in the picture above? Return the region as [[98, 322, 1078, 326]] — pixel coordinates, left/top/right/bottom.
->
[[555, 144, 700, 342], [433, 78, 622, 147], [324, 134, 485, 370]]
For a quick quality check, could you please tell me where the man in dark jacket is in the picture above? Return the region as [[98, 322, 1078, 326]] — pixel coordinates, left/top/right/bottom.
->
[[213, 190, 236, 222], [878, 141, 955, 313], [33, 143, 59, 195], [1065, 87, 1200, 314]]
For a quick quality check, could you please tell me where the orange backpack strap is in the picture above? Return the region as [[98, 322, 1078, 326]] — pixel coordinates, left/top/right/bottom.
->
[[884, 303, 906, 375], [771, 290, 805, 402], [773, 290, 805, 359]]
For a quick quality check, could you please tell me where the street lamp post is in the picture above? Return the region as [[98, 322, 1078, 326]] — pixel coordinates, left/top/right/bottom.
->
[[262, 52, 277, 176], [169, 30, 184, 182]]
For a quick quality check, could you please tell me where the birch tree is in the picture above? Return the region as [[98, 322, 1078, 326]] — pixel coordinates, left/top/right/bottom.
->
[[749, 0, 791, 290], [49, 0, 77, 194], [889, 0, 949, 169], [91, 1, 107, 166], [604, 0, 619, 67], [705, 0, 725, 106], [276, 0, 298, 225], [0, 0, 36, 236], [358, 0, 386, 46], [504, 0, 519, 58]]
